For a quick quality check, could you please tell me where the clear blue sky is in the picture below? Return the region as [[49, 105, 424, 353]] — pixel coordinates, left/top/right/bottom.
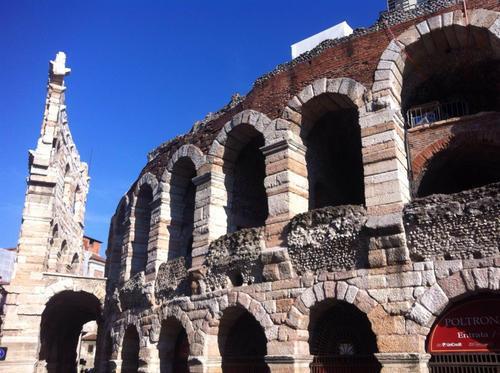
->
[[0, 0, 385, 255]]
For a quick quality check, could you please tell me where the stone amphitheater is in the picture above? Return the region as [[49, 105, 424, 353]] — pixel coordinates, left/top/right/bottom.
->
[[1, 0, 500, 372]]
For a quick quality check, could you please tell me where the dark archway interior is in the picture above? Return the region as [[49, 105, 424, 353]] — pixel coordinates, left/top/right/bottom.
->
[[168, 157, 196, 261], [402, 26, 500, 121], [417, 141, 500, 197], [107, 204, 126, 288], [303, 93, 364, 209], [39, 291, 101, 373], [158, 318, 189, 373], [121, 326, 140, 373], [309, 300, 378, 357], [131, 184, 153, 276], [224, 125, 268, 232], [219, 307, 269, 372]]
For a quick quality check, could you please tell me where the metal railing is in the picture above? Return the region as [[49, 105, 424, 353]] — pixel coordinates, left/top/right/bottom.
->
[[429, 353, 500, 372], [406, 100, 470, 128], [310, 355, 381, 373]]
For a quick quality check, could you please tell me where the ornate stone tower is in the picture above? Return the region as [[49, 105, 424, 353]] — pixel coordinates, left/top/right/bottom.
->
[[0, 53, 105, 373]]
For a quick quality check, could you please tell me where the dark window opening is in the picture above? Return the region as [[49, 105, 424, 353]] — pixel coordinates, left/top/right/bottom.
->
[[121, 326, 140, 373], [225, 126, 268, 232], [131, 185, 153, 276], [158, 318, 189, 373], [219, 307, 269, 373], [416, 142, 500, 197], [403, 39, 499, 127], [305, 106, 364, 209], [168, 157, 196, 262], [309, 300, 380, 372]]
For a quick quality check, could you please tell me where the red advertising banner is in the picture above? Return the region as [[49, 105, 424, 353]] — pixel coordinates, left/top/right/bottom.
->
[[428, 297, 500, 353]]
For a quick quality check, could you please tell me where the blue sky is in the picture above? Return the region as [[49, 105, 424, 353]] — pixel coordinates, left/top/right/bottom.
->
[[0, 0, 385, 255]]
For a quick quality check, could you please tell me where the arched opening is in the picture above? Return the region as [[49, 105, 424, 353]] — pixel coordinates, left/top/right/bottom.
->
[[47, 224, 59, 271], [157, 317, 189, 373], [70, 253, 79, 274], [219, 306, 269, 372], [302, 93, 364, 210], [416, 138, 500, 197], [56, 240, 68, 273], [63, 164, 72, 206], [223, 125, 268, 232], [309, 300, 380, 372], [168, 157, 196, 261], [121, 326, 140, 373], [131, 184, 153, 276], [427, 294, 500, 372], [39, 290, 102, 373], [106, 203, 126, 288], [402, 25, 499, 127]]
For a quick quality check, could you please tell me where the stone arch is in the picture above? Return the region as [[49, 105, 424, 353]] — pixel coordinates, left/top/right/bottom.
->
[[121, 323, 143, 373], [208, 109, 272, 161], [165, 144, 205, 176], [282, 78, 368, 210], [220, 291, 275, 334], [107, 196, 129, 285], [408, 268, 500, 330], [160, 147, 203, 261], [372, 9, 500, 110], [207, 110, 271, 232], [43, 278, 106, 306], [411, 129, 500, 197], [281, 77, 368, 125], [157, 304, 198, 354], [134, 172, 160, 200], [286, 281, 379, 332], [217, 302, 271, 372], [38, 289, 103, 373], [130, 173, 157, 276]]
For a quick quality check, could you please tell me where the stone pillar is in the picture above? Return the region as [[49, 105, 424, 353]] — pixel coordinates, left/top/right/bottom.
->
[[376, 353, 431, 373], [145, 198, 165, 282], [191, 172, 228, 268], [140, 343, 161, 373], [261, 139, 308, 247], [121, 216, 134, 283], [359, 107, 411, 267]]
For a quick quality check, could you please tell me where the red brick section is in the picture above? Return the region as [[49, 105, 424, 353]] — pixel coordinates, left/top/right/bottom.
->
[[408, 112, 500, 180], [137, 0, 499, 189]]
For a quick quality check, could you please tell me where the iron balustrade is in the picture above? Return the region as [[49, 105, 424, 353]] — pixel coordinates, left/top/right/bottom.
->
[[406, 101, 470, 128]]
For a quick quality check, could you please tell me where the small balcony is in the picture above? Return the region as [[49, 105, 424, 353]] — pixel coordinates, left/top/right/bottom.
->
[[406, 100, 469, 128]]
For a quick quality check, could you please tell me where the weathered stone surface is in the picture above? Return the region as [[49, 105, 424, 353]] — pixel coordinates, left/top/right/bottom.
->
[[420, 284, 448, 315], [154, 257, 189, 301], [119, 272, 153, 310], [287, 205, 368, 274], [404, 183, 500, 261], [204, 227, 264, 290]]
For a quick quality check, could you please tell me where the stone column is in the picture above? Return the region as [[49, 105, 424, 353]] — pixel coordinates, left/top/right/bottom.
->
[[191, 172, 228, 268], [121, 215, 134, 283], [375, 353, 431, 373], [261, 139, 308, 248], [145, 198, 166, 282], [140, 343, 161, 373], [359, 107, 411, 267]]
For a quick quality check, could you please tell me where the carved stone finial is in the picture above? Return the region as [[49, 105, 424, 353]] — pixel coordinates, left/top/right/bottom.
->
[[50, 51, 71, 77]]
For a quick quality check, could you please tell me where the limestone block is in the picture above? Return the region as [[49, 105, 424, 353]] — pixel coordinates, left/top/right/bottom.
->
[[408, 303, 433, 326], [437, 272, 466, 299], [420, 284, 448, 315]]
